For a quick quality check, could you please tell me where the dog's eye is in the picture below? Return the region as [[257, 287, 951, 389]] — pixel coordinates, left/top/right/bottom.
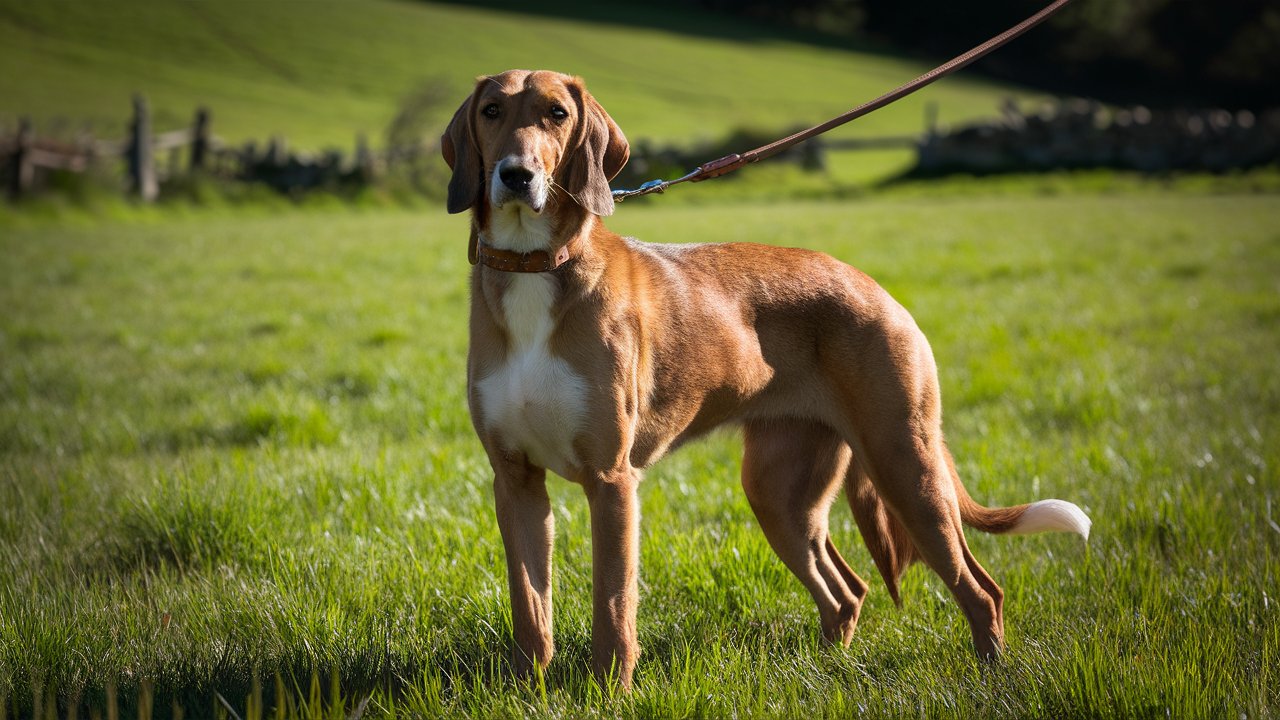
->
[[482, 103, 500, 119], [549, 105, 568, 121]]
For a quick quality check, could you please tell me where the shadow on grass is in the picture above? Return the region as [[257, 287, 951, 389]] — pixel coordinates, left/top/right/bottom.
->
[[15, 617, 524, 719], [78, 491, 259, 578], [142, 405, 339, 452]]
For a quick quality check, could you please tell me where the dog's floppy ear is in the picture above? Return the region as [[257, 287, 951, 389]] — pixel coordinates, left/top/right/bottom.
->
[[563, 79, 629, 217], [441, 82, 485, 214]]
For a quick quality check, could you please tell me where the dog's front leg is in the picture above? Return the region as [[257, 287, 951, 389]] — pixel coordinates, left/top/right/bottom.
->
[[582, 468, 641, 690], [491, 452, 555, 679]]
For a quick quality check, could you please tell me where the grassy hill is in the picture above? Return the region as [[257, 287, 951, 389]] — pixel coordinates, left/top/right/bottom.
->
[[0, 0, 1039, 182]]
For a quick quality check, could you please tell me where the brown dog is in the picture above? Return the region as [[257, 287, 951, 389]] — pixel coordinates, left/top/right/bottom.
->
[[441, 69, 1090, 690]]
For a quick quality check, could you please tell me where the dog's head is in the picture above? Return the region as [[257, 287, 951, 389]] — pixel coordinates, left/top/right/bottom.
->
[[440, 70, 629, 218]]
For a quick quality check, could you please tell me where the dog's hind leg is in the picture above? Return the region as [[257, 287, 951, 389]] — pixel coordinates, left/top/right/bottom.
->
[[832, 324, 1006, 659], [845, 454, 1011, 637], [742, 419, 870, 645], [857, 439, 1005, 659]]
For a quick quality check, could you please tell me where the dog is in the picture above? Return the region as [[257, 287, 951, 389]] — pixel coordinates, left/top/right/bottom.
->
[[441, 69, 1091, 690]]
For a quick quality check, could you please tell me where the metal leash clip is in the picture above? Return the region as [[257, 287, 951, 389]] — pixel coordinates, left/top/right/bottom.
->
[[612, 179, 667, 202], [612, 166, 709, 202]]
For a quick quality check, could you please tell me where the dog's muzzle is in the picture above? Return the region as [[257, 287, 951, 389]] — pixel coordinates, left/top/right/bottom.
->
[[491, 156, 547, 213]]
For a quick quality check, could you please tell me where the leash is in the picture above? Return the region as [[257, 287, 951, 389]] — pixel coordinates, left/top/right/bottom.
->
[[612, 0, 1074, 202]]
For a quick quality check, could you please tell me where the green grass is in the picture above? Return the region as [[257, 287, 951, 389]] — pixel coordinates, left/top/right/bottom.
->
[[0, 0, 1041, 185], [2, 190, 1278, 717], [5, 2, 1277, 716]]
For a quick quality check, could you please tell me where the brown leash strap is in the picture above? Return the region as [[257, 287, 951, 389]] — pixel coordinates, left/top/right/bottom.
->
[[612, 0, 1074, 202]]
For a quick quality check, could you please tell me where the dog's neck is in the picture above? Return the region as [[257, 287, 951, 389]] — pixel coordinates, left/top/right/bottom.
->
[[485, 202, 557, 253], [474, 200, 596, 273]]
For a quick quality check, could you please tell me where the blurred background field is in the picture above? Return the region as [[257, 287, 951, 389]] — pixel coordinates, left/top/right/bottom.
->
[[2, 0, 1280, 208], [1, 0, 1279, 718], [0, 0, 1038, 189]]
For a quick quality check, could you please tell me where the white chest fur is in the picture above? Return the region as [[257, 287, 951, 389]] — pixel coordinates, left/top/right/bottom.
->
[[476, 272, 587, 479]]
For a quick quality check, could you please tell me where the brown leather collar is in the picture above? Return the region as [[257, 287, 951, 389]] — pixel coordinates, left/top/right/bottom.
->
[[471, 235, 575, 273]]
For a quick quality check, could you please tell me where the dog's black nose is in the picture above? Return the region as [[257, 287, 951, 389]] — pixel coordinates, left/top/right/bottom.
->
[[499, 166, 534, 192]]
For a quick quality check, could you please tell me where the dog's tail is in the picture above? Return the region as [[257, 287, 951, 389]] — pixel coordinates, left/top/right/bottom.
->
[[849, 446, 1090, 605], [946, 448, 1092, 540]]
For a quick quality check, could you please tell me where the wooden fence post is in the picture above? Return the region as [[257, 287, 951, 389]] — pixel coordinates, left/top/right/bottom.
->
[[190, 107, 210, 171], [355, 132, 373, 181], [265, 136, 285, 166], [240, 141, 258, 177], [924, 101, 939, 137], [168, 145, 182, 180], [917, 101, 941, 171], [9, 117, 34, 199], [127, 94, 158, 202]]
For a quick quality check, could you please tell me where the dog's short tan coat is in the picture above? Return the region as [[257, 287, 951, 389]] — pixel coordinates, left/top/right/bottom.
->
[[442, 69, 1090, 689]]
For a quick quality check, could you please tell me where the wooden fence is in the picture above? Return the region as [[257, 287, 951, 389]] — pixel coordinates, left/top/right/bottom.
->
[[8, 96, 1275, 202], [3, 94, 381, 201], [4, 95, 933, 202]]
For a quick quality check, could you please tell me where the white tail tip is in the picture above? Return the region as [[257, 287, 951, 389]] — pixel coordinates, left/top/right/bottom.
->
[[1010, 499, 1091, 541]]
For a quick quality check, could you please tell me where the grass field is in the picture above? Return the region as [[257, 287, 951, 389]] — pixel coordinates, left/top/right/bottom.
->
[[2, 189, 1278, 718], [4, 0, 1279, 717], [0, 0, 1044, 186]]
